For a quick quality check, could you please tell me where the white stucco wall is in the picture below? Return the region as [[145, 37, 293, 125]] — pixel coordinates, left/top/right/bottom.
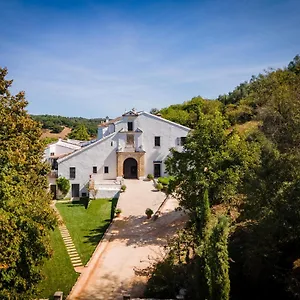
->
[[57, 133, 118, 198], [135, 112, 189, 176], [56, 111, 190, 198], [44, 141, 80, 160]]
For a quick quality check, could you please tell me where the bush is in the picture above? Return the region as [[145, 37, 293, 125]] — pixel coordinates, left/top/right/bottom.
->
[[158, 176, 175, 186], [145, 208, 154, 216], [121, 185, 127, 192], [147, 173, 154, 180], [156, 183, 163, 191], [56, 177, 70, 195], [115, 208, 122, 214]]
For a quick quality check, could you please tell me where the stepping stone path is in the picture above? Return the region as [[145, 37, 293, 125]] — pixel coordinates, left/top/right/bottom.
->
[[51, 201, 83, 269], [59, 225, 83, 268]]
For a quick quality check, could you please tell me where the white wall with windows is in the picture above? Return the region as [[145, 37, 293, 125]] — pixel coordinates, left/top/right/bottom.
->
[[135, 112, 189, 177], [57, 133, 118, 198], [57, 110, 190, 198]]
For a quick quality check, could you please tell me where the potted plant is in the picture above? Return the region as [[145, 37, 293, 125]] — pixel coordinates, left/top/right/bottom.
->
[[115, 208, 122, 217], [121, 184, 127, 192], [147, 173, 154, 181], [156, 183, 163, 191], [145, 208, 154, 219]]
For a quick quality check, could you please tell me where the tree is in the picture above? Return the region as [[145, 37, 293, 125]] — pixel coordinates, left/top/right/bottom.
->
[[229, 59, 300, 299], [208, 216, 230, 300], [166, 110, 259, 208], [56, 177, 70, 196], [0, 67, 57, 299], [68, 123, 90, 140]]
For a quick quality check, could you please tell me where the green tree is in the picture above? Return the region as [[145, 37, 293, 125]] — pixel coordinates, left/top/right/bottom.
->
[[56, 177, 70, 196], [208, 216, 230, 300], [0, 67, 57, 299], [229, 58, 300, 299], [68, 123, 90, 140], [166, 110, 259, 208]]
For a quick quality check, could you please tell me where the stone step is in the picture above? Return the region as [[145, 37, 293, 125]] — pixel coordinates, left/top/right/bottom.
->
[[73, 262, 83, 267], [66, 246, 76, 251], [63, 238, 73, 243], [70, 256, 81, 261], [66, 246, 77, 251], [61, 232, 71, 236], [63, 240, 73, 244], [71, 259, 82, 264], [67, 248, 77, 252]]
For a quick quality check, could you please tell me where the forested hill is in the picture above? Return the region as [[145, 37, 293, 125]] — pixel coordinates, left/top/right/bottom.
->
[[31, 115, 105, 137], [143, 55, 300, 300], [158, 54, 300, 132]]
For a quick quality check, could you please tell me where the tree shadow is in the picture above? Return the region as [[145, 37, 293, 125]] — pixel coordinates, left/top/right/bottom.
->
[[110, 197, 118, 220], [64, 198, 88, 208], [74, 273, 147, 300], [110, 210, 188, 247], [83, 197, 119, 246], [83, 223, 111, 246]]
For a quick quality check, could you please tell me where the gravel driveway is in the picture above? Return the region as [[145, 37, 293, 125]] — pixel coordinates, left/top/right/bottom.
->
[[68, 180, 187, 300]]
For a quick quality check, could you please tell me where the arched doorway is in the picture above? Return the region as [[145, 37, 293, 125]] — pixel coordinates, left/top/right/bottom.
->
[[123, 158, 138, 179]]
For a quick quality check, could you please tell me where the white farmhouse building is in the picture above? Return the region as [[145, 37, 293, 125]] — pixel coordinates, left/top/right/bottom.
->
[[55, 109, 190, 198]]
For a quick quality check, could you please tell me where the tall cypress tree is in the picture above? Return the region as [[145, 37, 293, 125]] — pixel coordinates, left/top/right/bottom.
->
[[0, 68, 57, 299], [208, 216, 230, 300]]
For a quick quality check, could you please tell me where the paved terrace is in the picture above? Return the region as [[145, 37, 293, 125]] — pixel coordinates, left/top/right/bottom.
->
[[68, 179, 188, 300]]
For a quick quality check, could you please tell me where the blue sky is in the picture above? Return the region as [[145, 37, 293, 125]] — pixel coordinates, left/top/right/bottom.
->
[[1, 0, 299, 118]]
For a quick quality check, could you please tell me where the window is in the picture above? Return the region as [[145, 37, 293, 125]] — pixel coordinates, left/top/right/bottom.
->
[[50, 152, 55, 156], [70, 167, 76, 179], [128, 121, 133, 131], [93, 166, 97, 173], [104, 166, 109, 174], [154, 136, 161, 147], [126, 134, 134, 146], [180, 137, 187, 146], [111, 141, 114, 146]]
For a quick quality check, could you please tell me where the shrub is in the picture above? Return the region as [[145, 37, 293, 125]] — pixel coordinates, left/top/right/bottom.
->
[[147, 173, 154, 180], [145, 208, 154, 216], [158, 177, 169, 185], [115, 208, 122, 214], [156, 183, 163, 191], [56, 177, 70, 196], [121, 185, 127, 192]]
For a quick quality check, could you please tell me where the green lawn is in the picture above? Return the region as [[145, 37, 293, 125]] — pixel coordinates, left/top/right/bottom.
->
[[56, 198, 118, 265], [37, 228, 79, 299]]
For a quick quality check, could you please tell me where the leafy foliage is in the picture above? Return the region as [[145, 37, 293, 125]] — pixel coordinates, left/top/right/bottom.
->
[[67, 123, 90, 140], [56, 177, 70, 196], [155, 54, 300, 299], [31, 114, 105, 137], [160, 96, 222, 129], [0, 67, 57, 299], [166, 110, 259, 207]]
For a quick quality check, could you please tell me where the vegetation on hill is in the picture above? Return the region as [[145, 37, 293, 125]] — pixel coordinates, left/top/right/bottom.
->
[[31, 114, 105, 137], [68, 123, 90, 140], [146, 55, 300, 300], [0, 68, 57, 299]]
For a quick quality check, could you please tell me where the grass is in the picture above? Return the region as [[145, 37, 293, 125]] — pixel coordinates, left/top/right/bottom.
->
[[37, 228, 79, 299], [56, 198, 118, 265]]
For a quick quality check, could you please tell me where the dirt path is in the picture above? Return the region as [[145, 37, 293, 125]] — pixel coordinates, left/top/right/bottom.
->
[[68, 180, 187, 300]]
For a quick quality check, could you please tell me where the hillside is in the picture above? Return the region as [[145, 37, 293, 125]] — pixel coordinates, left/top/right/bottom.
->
[[31, 115, 105, 138], [40, 127, 72, 140]]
